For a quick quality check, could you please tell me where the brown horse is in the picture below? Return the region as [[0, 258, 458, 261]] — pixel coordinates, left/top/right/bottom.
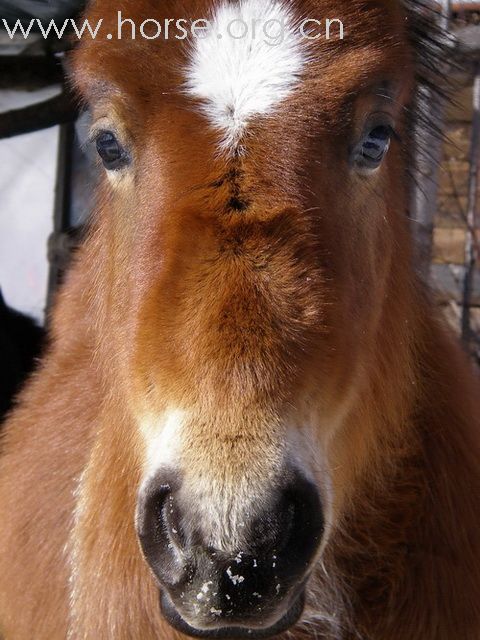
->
[[1, 1, 480, 638]]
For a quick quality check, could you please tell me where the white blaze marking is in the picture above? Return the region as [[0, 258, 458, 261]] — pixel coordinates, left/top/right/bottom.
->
[[186, 0, 306, 151]]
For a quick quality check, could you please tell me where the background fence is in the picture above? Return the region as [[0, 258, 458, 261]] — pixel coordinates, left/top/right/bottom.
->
[[411, 1, 480, 362]]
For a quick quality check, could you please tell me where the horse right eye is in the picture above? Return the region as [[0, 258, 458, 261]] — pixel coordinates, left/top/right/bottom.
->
[[352, 124, 393, 174], [95, 131, 130, 171]]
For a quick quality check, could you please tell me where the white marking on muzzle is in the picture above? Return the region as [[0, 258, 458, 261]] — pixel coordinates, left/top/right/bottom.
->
[[138, 410, 333, 559], [141, 408, 185, 478], [185, 0, 306, 151]]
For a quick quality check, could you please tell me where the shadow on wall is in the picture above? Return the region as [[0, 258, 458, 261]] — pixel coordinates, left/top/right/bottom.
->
[[0, 288, 44, 421]]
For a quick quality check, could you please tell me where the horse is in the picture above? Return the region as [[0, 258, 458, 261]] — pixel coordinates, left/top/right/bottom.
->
[[1, 0, 479, 638], [0, 289, 44, 421]]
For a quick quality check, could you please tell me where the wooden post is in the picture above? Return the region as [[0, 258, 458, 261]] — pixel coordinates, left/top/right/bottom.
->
[[409, 0, 451, 279], [410, 85, 446, 278], [461, 63, 480, 343]]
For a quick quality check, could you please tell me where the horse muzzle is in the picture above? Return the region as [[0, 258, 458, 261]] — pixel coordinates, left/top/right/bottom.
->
[[135, 469, 324, 638]]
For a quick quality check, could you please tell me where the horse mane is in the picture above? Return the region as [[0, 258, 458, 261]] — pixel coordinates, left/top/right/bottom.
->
[[404, 0, 454, 181]]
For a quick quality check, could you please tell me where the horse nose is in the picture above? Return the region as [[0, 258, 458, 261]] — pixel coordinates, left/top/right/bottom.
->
[[136, 471, 324, 634]]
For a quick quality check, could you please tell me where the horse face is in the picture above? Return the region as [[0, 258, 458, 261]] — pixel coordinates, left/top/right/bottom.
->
[[74, 0, 412, 635]]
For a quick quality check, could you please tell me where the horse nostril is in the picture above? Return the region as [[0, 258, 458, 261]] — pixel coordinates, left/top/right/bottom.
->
[[162, 492, 187, 550], [248, 474, 324, 581], [277, 476, 324, 568], [136, 478, 187, 587]]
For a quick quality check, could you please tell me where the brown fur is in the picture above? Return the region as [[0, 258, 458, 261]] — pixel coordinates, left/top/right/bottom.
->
[[1, 1, 480, 639]]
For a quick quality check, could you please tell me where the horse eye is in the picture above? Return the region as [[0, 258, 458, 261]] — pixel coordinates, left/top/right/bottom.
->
[[95, 131, 130, 170], [353, 125, 393, 173]]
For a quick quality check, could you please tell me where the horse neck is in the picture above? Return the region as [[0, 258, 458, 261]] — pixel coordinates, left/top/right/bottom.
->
[[326, 290, 480, 639]]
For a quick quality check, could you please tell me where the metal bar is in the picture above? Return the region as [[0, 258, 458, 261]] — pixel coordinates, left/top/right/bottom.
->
[[0, 56, 63, 91], [461, 63, 480, 343], [0, 90, 78, 140]]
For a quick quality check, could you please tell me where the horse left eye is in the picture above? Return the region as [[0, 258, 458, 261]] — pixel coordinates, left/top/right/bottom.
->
[[353, 125, 393, 172], [95, 131, 130, 171]]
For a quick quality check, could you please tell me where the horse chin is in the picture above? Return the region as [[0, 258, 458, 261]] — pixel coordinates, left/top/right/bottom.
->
[[159, 590, 306, 639]]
